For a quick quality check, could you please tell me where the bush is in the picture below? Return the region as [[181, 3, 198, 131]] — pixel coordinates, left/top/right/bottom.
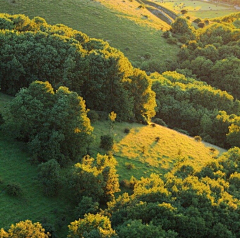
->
[[167, 37, 178, 45], [198, 22, 205, 28], [38, 159, 61, 197], [144, 52, 152, 60], [163, 31, 171, 39], [125, 162, 135, 170], [194, 135, 202, 142], [152, 118, 168, 127], [87, 110, 99, 123], [193, 18, 201, 24], [96, 111, 108, 121], [124, 128, 130, 134], [6, 182, 23, 196], [100, 135, 114, 151]]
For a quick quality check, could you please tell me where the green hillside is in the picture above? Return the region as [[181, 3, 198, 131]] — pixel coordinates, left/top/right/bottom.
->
[[91, 120, 226, 181], [0, 2, 239, 236], [0, 0, 178, 69]]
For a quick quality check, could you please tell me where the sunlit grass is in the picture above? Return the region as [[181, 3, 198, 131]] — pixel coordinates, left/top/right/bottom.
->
[[92, 121, 226, 180], [154, 0, 238, 19], [0, 0, 179, 66], [95, 0, 169, 30]]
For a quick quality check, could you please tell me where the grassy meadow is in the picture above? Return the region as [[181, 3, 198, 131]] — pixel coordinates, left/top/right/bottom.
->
[[0, 0, 178, 66], [91, 120, 226, 181], [154, 0, 238, 19]]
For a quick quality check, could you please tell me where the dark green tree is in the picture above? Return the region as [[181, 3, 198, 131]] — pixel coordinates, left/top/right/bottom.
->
[[3, 81, 93, 164]]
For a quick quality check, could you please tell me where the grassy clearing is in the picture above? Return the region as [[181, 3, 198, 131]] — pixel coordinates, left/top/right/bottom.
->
[[0, 0, 178, 66], [91, 121, 226, 180], [154, 0, 238, 19]]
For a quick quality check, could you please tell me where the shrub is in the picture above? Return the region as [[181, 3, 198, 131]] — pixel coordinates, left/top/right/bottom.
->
[[193, 18, 201, 24], [144, 52, 152, 60], [194, 135, 202, 142], [96, 111, 108, 121], [138, 4, 145, 9], [167, 37, 178, 45], [163, 31, 171, 39], [125, 162, 135, 170], [38, 159, 61, 197], [120, 179, 130, 188], [124, 128, 130, 134], [204, 19, 209, 24], [152, 118, 168, 127], [100, 135, 114, 151], [6, 182, 23, 196], [87, 110, 99, 123], [198, 22, 205, 28]]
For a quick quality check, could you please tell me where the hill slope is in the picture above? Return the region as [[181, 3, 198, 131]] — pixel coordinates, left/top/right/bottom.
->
[[91, 121, 226, 180], [0, 0, 178, 69]]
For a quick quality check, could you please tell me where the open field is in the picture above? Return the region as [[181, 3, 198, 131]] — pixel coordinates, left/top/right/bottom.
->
[[153, 0, 239, 19], [0, 0, 179, 67], [91, 120, 226, 180]]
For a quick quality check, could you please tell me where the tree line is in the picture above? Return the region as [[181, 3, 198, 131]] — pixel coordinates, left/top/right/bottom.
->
[[0, 13, 156, 123]]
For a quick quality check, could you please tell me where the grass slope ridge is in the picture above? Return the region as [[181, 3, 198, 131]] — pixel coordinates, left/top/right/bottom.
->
[[92, 121, 226, 180], [0, 0, 178, 67]]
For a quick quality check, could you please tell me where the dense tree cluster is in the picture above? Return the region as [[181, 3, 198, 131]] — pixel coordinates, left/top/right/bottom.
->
[[0, 13, 156, 122], [2, 148, 240, 237], [151, 71, 240, 147], [176, 15, 240, 99], [2, 81, 93, 165], [65, 148, 240, 237]]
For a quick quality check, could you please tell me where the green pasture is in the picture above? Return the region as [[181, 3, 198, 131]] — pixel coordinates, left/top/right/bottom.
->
[[0, 132, 69, 236], [0, 0, 178, 66], [91, 120, 226, 181], [154, 0, 238, 19]]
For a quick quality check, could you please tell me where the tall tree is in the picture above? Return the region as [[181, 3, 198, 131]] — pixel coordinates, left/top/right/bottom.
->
[[3, 81, 93, 164]]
